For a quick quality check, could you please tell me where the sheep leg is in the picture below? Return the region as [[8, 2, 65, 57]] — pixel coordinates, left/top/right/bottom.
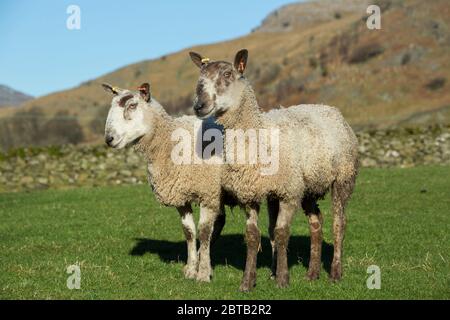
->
[[302, 197, 323, 280], [330, 181, 350, 282], [196, 205, 219, 282], [267, 198, 279, 279], [275, 200, 297, 288], [210, 204, 226, 245], [239, 205, 261, 292], [177, 204, 197, 279]]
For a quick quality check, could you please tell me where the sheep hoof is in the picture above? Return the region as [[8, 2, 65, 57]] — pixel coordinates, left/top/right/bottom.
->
[[183, 265, 197, 279], [329, 273, 342, 282], [239, 280, 256, 292], [239, 272, 256, 292], [196, 272, 212, 283], [329, 264, 342, 282], [276, 273, 290, 288], [239, 284, 251, 293], [305, 270, 320, 281]]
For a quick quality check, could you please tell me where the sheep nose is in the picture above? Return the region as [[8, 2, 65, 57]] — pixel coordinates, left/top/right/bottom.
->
[[105, 135, 114, 146], [194, 102, 205, 111]]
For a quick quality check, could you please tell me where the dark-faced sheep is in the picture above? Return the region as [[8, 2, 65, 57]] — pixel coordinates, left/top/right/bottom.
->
[[189, 50, 359, 290]]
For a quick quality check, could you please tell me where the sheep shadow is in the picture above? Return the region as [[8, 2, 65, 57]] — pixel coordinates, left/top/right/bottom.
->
[[130, 234, 334, 275]]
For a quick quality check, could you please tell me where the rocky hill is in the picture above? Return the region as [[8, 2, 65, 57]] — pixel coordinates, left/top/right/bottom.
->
[[253, 0, 370, 32], [0, 0, 449, 150], [0, 85, 33, 108]]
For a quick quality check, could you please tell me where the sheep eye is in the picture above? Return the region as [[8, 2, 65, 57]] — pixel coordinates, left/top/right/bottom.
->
[[223, 71, 231, 78], [128, 103, 137, 110]]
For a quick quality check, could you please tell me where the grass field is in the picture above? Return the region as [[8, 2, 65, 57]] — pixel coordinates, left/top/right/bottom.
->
[[0, 166, 449, 299]]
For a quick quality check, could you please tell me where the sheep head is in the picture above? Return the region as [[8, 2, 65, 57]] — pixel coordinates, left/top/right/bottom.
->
[[189, 49, 249, 119], [102, 83, 152, 149]]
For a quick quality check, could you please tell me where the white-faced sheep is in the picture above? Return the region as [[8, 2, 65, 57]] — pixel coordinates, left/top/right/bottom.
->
[[102, 83, 236, 282], [189, 50, 359, 290]]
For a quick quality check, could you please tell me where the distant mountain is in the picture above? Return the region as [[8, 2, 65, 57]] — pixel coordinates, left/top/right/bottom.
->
[[0, 0, 449, 151], [0, 85, 33, 108]]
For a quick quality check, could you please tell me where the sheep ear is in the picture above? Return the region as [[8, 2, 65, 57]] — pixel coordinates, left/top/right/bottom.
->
[[234, 49, 248, 74], [138, 83, 151, 102], [189, 51, 206, 68], [102, 83, 121, 95]]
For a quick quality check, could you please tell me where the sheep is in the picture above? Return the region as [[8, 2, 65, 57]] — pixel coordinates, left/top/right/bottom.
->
[[102, 82, 236, 282], [189, 49, 359, 290]]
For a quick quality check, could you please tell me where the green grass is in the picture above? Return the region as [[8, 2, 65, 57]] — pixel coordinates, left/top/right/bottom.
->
[[1, 166, 449, 299]]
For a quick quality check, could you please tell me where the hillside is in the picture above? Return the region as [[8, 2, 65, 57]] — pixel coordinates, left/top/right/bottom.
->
[[0, 0, 449, 150], [0, 85, 33, 108], [253, 0, 370, 32]]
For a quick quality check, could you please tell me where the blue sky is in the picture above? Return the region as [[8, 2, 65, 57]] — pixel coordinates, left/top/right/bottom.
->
[[0, 0, 298, 97]]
